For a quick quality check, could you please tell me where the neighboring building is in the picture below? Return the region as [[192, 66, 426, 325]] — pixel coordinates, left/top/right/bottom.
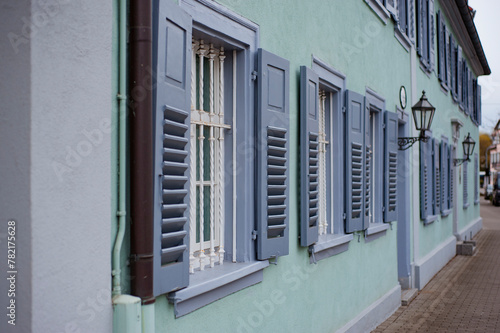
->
[[489, 120, 500, 183], [0, 0, 489, 332]]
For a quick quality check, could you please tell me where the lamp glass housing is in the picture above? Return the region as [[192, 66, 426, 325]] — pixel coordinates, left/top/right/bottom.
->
[[411, 91, 435, 132], [462, 132, 475, 159]]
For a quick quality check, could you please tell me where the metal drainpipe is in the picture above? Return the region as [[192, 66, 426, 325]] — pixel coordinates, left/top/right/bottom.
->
[[129, 0, 155, 303], [112, 0, 128, 298]]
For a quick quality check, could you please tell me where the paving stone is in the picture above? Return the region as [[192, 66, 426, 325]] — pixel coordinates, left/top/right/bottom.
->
[[372, 229, 500, 332]]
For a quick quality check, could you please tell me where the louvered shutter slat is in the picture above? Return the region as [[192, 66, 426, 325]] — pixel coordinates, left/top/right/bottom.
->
[[429, 0, 435, 72], [384, 111, 398, 222], [300, 66, 320, 246], [433, 139, 440, 214], [420, 137, 432, 220], [449, 146, 454, 208], [256, 48, 290, 260], [345, 90, 366, 233], [153, 0, 192, 296]]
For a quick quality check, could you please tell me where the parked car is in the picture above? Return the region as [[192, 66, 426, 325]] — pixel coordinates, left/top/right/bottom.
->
[[486, 184, 494, 200]]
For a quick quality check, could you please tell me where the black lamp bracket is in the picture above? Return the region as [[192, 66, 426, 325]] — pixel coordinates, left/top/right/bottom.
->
[[398, 135, 429, 151], [453, 158, 470, 166]]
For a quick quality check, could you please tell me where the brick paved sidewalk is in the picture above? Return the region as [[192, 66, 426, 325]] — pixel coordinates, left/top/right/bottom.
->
[[373, 229, 500, 333]]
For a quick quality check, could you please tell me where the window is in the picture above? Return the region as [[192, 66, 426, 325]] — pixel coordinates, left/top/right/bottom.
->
[[299, 59, 353, 258], [437, 10, 450, 90], [472, 79, 481, 125], [420, 135, 438, 224], [450, 36, 460, 102], [416, 0, 435, 73], [153, 0, 290, 315]]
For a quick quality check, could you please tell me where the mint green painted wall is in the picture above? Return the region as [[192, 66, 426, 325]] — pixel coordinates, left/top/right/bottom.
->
[[150, 1, 403, 332], [414, 1, 481, 259]]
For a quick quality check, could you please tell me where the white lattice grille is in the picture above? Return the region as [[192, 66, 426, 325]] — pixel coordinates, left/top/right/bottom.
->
[[189, 39, 231, 273], [318, 90, 329, 235]]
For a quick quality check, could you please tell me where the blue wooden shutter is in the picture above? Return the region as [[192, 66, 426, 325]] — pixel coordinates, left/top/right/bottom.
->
[[463, 160, 468, 208], [476, 84, 483, 125], [449, 146, 454, 208], [457, 46, 463, 106], [256, 48, 290, 260], [300, 66, 319, 246], [153, 0, 192, 296], [433, 139, 440, 215], [409, 0, 416, 44], [474, 154, 479, 204], [446, 28, 451, 89], [420, 138, 431, 220], [440, 140, 448, 212], [345, 90, 366, 233], [384, 111, 398, 222], [428, 0, 435, 72], [416, 0, 423, 57], [364, 98, 371, 230], [451, 37, 458, 101], [436, 10, 443, 82]]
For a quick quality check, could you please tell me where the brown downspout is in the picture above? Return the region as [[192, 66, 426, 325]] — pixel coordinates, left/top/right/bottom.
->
[[129, 0, 155, 304]]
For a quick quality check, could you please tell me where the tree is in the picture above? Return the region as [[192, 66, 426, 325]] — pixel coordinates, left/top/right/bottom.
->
[[480, 132, 493, 170]]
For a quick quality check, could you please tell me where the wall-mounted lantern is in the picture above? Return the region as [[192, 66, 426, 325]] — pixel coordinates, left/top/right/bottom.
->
[[454, 132, 476, 166], [398, 91, 435, 150]]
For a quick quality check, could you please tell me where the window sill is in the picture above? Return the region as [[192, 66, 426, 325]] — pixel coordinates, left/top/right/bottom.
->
[[365, 223, 390, 242], [394, 27, 411, 52], [419, 61, 432, 77], [310, 234, 354, 263], [423, 215, 438, 225], [364, 0, 390, 24], [168, 261, 269, 317], [463, 203, 470, 209], [441, 209, 452, 217]]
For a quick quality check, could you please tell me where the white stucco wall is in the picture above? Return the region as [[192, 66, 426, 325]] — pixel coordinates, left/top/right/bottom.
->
[[2, 0, 112, 332]]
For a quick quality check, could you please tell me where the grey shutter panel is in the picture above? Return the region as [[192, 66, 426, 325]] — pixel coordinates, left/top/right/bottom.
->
[[468, 72, 474, 116], [440, 140, 449, 212], [398, 0, 407, 35], [436, 11, 443, 82], [345, 90, 366, 233], [384, 111, 398, 222], [474, 154, 479, 203], [464, 66, 470, 116], [433, 139, 440, 215], [445, 26, 453, 89], [300, 66, 319, 247], [364, 99, 371, 230], [463, 160, 468, 207], [256, 48, 290, 260], [477, 84, 482, 125], [451, 37, 458, 101], [409, 0, 416, 44], [420, 137, 431, 220], [457, 46, 463, 105], [153, 0, 192, 295], [449, 146, 454, 208], [416, 0, 423, 56], [428, 0, 435, 72]]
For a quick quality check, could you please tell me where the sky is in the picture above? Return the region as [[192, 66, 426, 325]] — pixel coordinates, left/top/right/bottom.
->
[[470, 0, 500, 133]]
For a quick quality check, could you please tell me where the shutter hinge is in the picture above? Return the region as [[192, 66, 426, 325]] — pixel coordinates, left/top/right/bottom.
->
[[382, 206, 385, 212], [252, 230, 257, 240], [342, 213, 346, 220], [342, 106, 346, 113], [269, 255, 278, 265], [382, 123, 386, 129], [251, 70, 258, 81]]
